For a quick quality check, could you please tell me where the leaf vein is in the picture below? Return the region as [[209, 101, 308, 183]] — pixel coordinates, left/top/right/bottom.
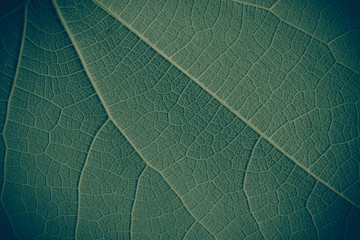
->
[[90, 0, 359, 210]]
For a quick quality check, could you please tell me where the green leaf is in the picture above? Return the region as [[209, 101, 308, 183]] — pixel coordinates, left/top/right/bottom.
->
[[1, 0, 359, 239]]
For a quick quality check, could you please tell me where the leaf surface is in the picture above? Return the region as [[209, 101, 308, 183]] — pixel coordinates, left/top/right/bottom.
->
[[0, 0, 359, 239]]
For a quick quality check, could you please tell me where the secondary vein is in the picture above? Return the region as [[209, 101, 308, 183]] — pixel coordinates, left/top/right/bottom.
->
[[74, 118, 109, 239], [52, 0, 217, 237], [0, 3, 29, 239]]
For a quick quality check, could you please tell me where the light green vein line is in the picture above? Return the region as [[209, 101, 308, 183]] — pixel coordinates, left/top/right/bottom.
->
[[52, 1, 217, 238], [328, 30, 357, 45], [74, 118, 109, 240], [182, 221, 196, 240], [231, 0, 270, 10], [306, 181, 319, 239], [0, 2, 28, 239], [130, 165, 147, 239], [269, 0, 281, 10], [243, 137, 266, 240], [91, 0, 360, 210], [14, 86, 63, 109]]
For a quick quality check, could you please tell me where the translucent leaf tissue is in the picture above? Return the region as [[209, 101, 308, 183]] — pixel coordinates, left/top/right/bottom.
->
[[0, 0, 359, 239]]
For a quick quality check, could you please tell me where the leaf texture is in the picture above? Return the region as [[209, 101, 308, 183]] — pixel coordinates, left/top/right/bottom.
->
[[0, 0, 359, 239]]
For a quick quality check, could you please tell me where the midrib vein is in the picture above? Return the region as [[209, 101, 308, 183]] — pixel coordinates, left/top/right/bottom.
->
[[0, 3, 28, 240], [74, 118, 109, 239], [91, 0, 360, 210], [52, 1, 217, 238]]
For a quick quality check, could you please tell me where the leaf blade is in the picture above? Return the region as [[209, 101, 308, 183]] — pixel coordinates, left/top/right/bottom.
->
[[93, 0, 360, 208], [0, 0, 359, 239]]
